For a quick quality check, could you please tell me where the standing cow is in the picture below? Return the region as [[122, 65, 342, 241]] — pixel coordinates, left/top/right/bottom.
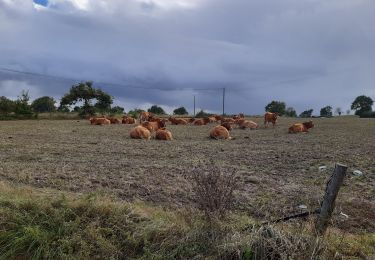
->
[[264, 112, 278, 127]]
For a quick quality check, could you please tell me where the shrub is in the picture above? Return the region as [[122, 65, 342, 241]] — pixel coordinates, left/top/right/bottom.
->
[[173, 106, 188, 115], [195, 110, 211, 118], [31, 96, 56, 113], [285, 107, 297, 117], [299, 109, 313, 118], [351, 95, 373, 116], [147, 105, 166, 115], [265, 101, 286, 116], [191, 164, 239, 221], [320, 106, 333, 117], [359, 111, 375, 118]]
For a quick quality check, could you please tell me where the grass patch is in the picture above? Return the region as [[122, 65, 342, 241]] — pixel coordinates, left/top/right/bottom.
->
[[0, 182, 374, 259]]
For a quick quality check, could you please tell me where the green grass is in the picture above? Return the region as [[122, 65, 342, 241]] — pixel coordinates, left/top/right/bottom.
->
[[1, 181, 374, 259]]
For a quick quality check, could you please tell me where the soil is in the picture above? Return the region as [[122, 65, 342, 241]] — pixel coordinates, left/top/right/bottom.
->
[[0, 116, 374, 233]]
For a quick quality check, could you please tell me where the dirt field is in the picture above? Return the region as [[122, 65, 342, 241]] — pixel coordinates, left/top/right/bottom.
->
[[0, 117, 374, 234]]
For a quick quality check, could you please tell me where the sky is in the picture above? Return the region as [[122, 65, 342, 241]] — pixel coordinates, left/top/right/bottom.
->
[[0, 0, 374, 115]]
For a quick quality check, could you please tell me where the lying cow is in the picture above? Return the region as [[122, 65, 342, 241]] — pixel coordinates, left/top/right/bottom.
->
[[130, 125, 151, 139], [106, 117, 121, 124], [232, 113, 244, 120], [141, 119, 166, 132], [238, 120, 258, 130], [89, 117, 111, 125], [209, 123, 232, 140], [264, 112, 278, 127], [155, 128, 173, 140], [168, 117, 188, 125], [288, 121, 314, 133], [193, 118, 210, 126], [122, 116, 136, 124], [221, 118, 236, 124], [139, 111, 154, 123]]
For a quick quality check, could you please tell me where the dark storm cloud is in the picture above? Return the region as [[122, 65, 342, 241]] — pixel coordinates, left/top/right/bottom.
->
[[0, 0, 374, 115]]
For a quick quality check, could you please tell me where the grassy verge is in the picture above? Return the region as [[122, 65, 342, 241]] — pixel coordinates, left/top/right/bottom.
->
[[0, 181, 373, 259]]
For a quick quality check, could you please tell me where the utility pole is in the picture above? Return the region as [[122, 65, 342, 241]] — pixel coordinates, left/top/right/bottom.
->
[[193, 95, 196, 116], [222, 87, 225, 116]]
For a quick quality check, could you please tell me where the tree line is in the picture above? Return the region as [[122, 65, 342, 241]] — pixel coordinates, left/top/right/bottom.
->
[[0, 81, 374, 119], [264, 96, 374, 118]]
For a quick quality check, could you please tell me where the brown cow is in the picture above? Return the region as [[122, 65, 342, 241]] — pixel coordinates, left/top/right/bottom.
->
[[235, 118, 246, 125], [209, 123, 232, 140], [188, 117, 196, 123], [122, 116, 136, 124], [106, 117, 121, 124], [239, 120, 258, 130], [213, 115, 223, 121], [89, 117, 111, 125], [141, 119, 166, 132], [193, 118, 210, 125], [232, 113, 244, 120], [221, 118, 236, 124], [139, 111, 154, 123], [148, 115, 160, 122], [130, 125, 151, 139], [155, 128, 173, 140], [288, 121, 314, 133], [264, 112, 278, 127], [221, 122, 233, 131], [168, 117, 188, 125], [207, 116, 217, 123]]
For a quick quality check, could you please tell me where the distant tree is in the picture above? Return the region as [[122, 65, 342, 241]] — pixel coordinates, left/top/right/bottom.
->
[[299, 109, 313, 118], [346, 109, 351, 115], [335, 107, 342, 116], [351, 95, 373, 116], [173, 106, 188, 115], [14, 90, 33, 116], [73, 106, 81, 112], [148, 105, 166, 115], [31, 96, 56, 113], [195, 110, 211, 118], [57, 105, 70, 113], [285, 107, 297, 117], [0, 96, 15, 115], [320, 106, 333, 117], [265, 101, 286, 116], [60, 82, 113, 117], [94, 89, 113, 112], [128, 108, 144, 118], [110, 106, 125, 114]]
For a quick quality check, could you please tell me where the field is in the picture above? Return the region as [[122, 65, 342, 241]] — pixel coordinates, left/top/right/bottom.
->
[[0, 116, 374, 258]]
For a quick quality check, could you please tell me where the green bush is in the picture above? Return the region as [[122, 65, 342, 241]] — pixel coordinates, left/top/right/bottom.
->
[[359, 111, 375, 118], [195, 110, 211, 118], [148, 105, 166, 115]]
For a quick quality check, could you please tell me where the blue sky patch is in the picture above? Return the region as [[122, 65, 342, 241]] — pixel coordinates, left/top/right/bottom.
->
[[33, 0, 48, 6]]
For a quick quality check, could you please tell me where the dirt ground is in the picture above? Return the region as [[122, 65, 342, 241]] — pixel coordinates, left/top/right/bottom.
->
[[0, 116, 374, 233]]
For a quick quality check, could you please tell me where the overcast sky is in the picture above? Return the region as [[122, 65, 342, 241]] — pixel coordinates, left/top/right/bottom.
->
[[1, 0, 374, 115]]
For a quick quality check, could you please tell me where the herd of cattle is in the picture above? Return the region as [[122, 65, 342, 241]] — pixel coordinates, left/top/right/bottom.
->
[[88, 111, 314, 140]]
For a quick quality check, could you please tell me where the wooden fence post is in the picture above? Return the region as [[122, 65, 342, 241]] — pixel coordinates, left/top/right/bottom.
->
[[316, 163, 348, 235]]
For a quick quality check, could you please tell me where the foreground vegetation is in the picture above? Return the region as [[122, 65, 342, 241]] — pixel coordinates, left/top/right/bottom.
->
[[1, 181, 374, 259], [0, 117, 374, 258]]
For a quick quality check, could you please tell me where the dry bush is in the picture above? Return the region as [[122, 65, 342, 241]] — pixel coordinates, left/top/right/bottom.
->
[[191, 163, 240, 221]]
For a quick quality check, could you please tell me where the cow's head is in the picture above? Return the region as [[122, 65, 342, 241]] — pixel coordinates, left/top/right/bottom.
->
[[272, 113, 278, 121], [203, 117, 210, 124], [221, 122, 233, 131], [303, 120, 314, 129], [157, 119, 167, 128]]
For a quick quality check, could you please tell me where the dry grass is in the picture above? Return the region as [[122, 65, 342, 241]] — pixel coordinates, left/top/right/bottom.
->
[[0, 116, 374, 239], [1, 117, 374, 231]]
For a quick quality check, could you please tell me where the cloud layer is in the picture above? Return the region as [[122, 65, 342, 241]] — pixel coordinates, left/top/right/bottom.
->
[[1, 0, 374, 114]]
